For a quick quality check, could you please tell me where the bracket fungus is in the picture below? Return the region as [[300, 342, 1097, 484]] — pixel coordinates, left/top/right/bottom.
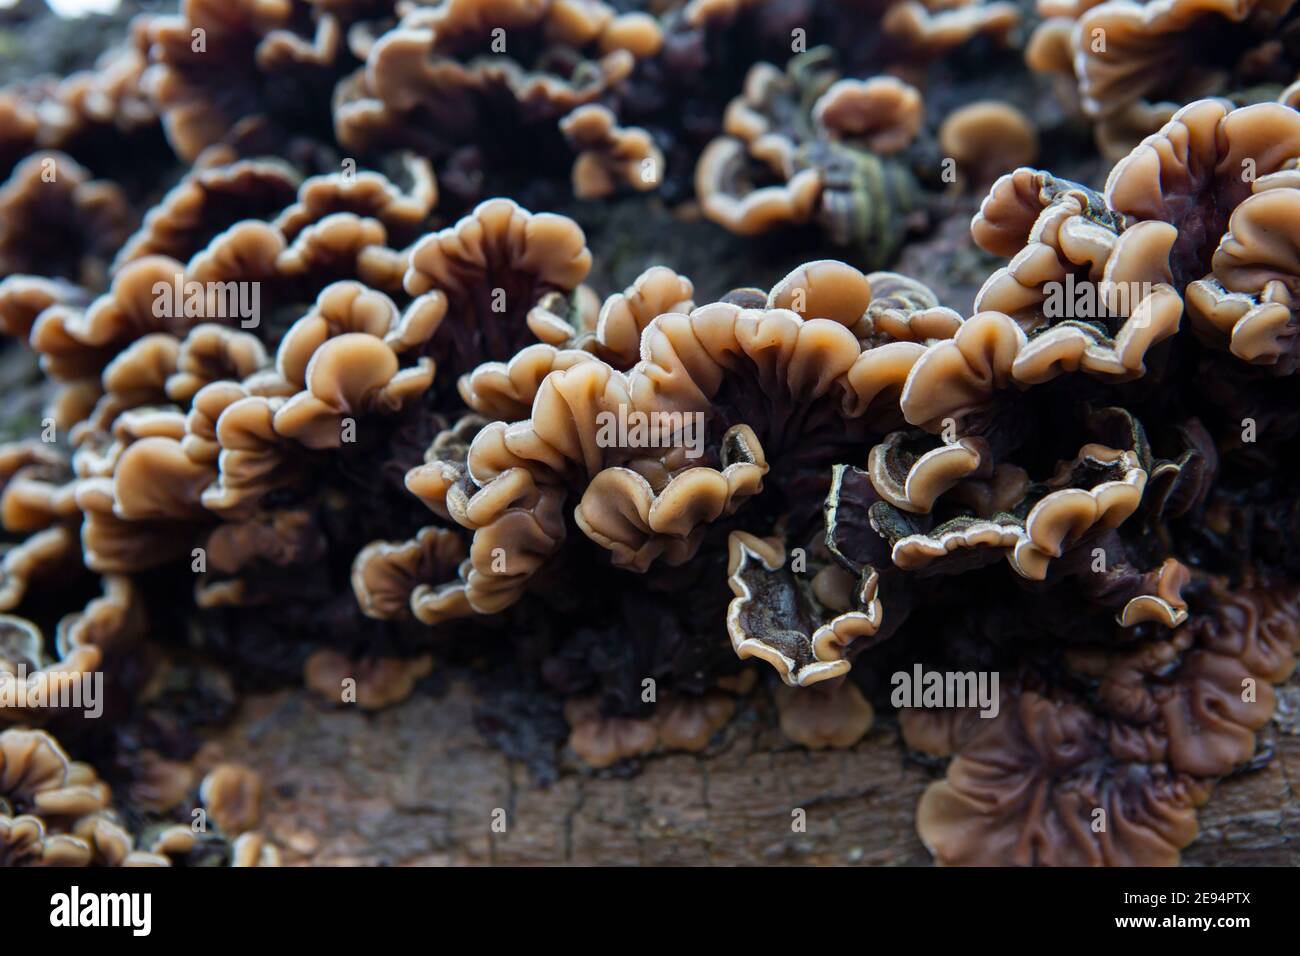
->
[[695, 48, 927, 264], [1, 0, 1300, 871], [0, 727, 210, 866]]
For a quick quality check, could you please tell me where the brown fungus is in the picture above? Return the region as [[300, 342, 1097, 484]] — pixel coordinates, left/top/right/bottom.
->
[[774, 678, 874, 749], [337, 0, 659, 155], [938, 101, 1039, 188], [909, 582, 1300, 865], [5, 0, 1300, 871], [0, 152, 132, 288], [405, 198, 592, 375], [0, 728, 161, 867], [304, 649, 433, 710], [142, 0, 345, 161], [726, 531, 881, 687], [1075, 0, 1295, 152], [416, 261, 929, 613], [350, 525, 471, 623], [560, 104, 664, 199], [198, 762, 262, 836], [694, 48, 925, 264]]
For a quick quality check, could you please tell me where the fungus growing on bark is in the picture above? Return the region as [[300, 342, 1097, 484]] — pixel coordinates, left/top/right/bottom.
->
[[0, 152, 132, 288], [231, 830, 282, 867], [726, 531, 880, 688], [882, 0, 1020, 55], [351, 525, 470, 624], [564, 690, 735, 766], [415, 259, 928, 619], [0, 727, 165, 866], [775, 679, 874, 750], [870, 434, 1147, 579], [560, 104, 664, 199], [142, 0, 348, 161], [964, 173, 1181, 390], [694, 48, 926, 265], [335, 0, 661, 164], [906, 583, 1300, 865], [405, 198, 592, 375], [199, 762, 262, 836], [1185, 188, 1300, 371], [304, 649, 433, 710], [938, 101, 1038, 187], [1029, 0, 1299, 156], [3, 0, 1300, 872], [114, 158, 301, 268]]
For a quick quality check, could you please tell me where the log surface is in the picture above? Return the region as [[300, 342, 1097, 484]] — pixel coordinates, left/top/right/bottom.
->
[[206, 675, 1300, 866]]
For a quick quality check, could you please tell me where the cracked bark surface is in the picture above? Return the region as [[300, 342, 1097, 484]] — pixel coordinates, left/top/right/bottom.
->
[[201, 675, 1300, 866]]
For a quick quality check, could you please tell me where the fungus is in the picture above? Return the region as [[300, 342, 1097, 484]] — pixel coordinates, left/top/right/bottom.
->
[[814, 77, 925, 156], [564, 690, 734, 767], [655, 692, 736, 751], [694, 135, 823, 234], [726, 531, 881, 687], [694, 48, 926, 264], [115, 158, 301, 268], [304, 649, 433, 710], [937, 101, 1038, 187], [273, 152, 438, 243], [564, 696, 659, 767], [336, 0, 660, 157], [909, 583, 1300, 865], [974, 188, 1178, 370], [1185, 186, 1300, 370], [774, 679, 874, 749], [560, 104, 664, 199], [882, 0, 1020, 55], [165, 324, 270, 404], [1075, 0, 1294, 150], [0, 727, 162, 867], [909, 687, 1212, 866], [231, 830, 282, 867], [419, 260, 928, 615], [405, 198, 592, 376], [872, 438, 1148, 580], [142, 0, 347, 161], [3, 0, 1300, 870], [350, 525, 470, 623], [0, 572, 143, 723], [1028, 0, 1298, 156], [1105, 100, 1300, 284], [199, 762, 262, 836], [0, 152, 132, 288]]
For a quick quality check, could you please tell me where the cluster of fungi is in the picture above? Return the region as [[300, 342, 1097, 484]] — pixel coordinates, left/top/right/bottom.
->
[[0, 0, 1298, 867]]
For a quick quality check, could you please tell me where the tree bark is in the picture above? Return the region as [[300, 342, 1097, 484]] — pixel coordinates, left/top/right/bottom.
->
[[205, 674, 1300, 866]]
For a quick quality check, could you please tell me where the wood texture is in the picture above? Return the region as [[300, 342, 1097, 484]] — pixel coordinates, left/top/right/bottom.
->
[[204, 675, 1300, 866]]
